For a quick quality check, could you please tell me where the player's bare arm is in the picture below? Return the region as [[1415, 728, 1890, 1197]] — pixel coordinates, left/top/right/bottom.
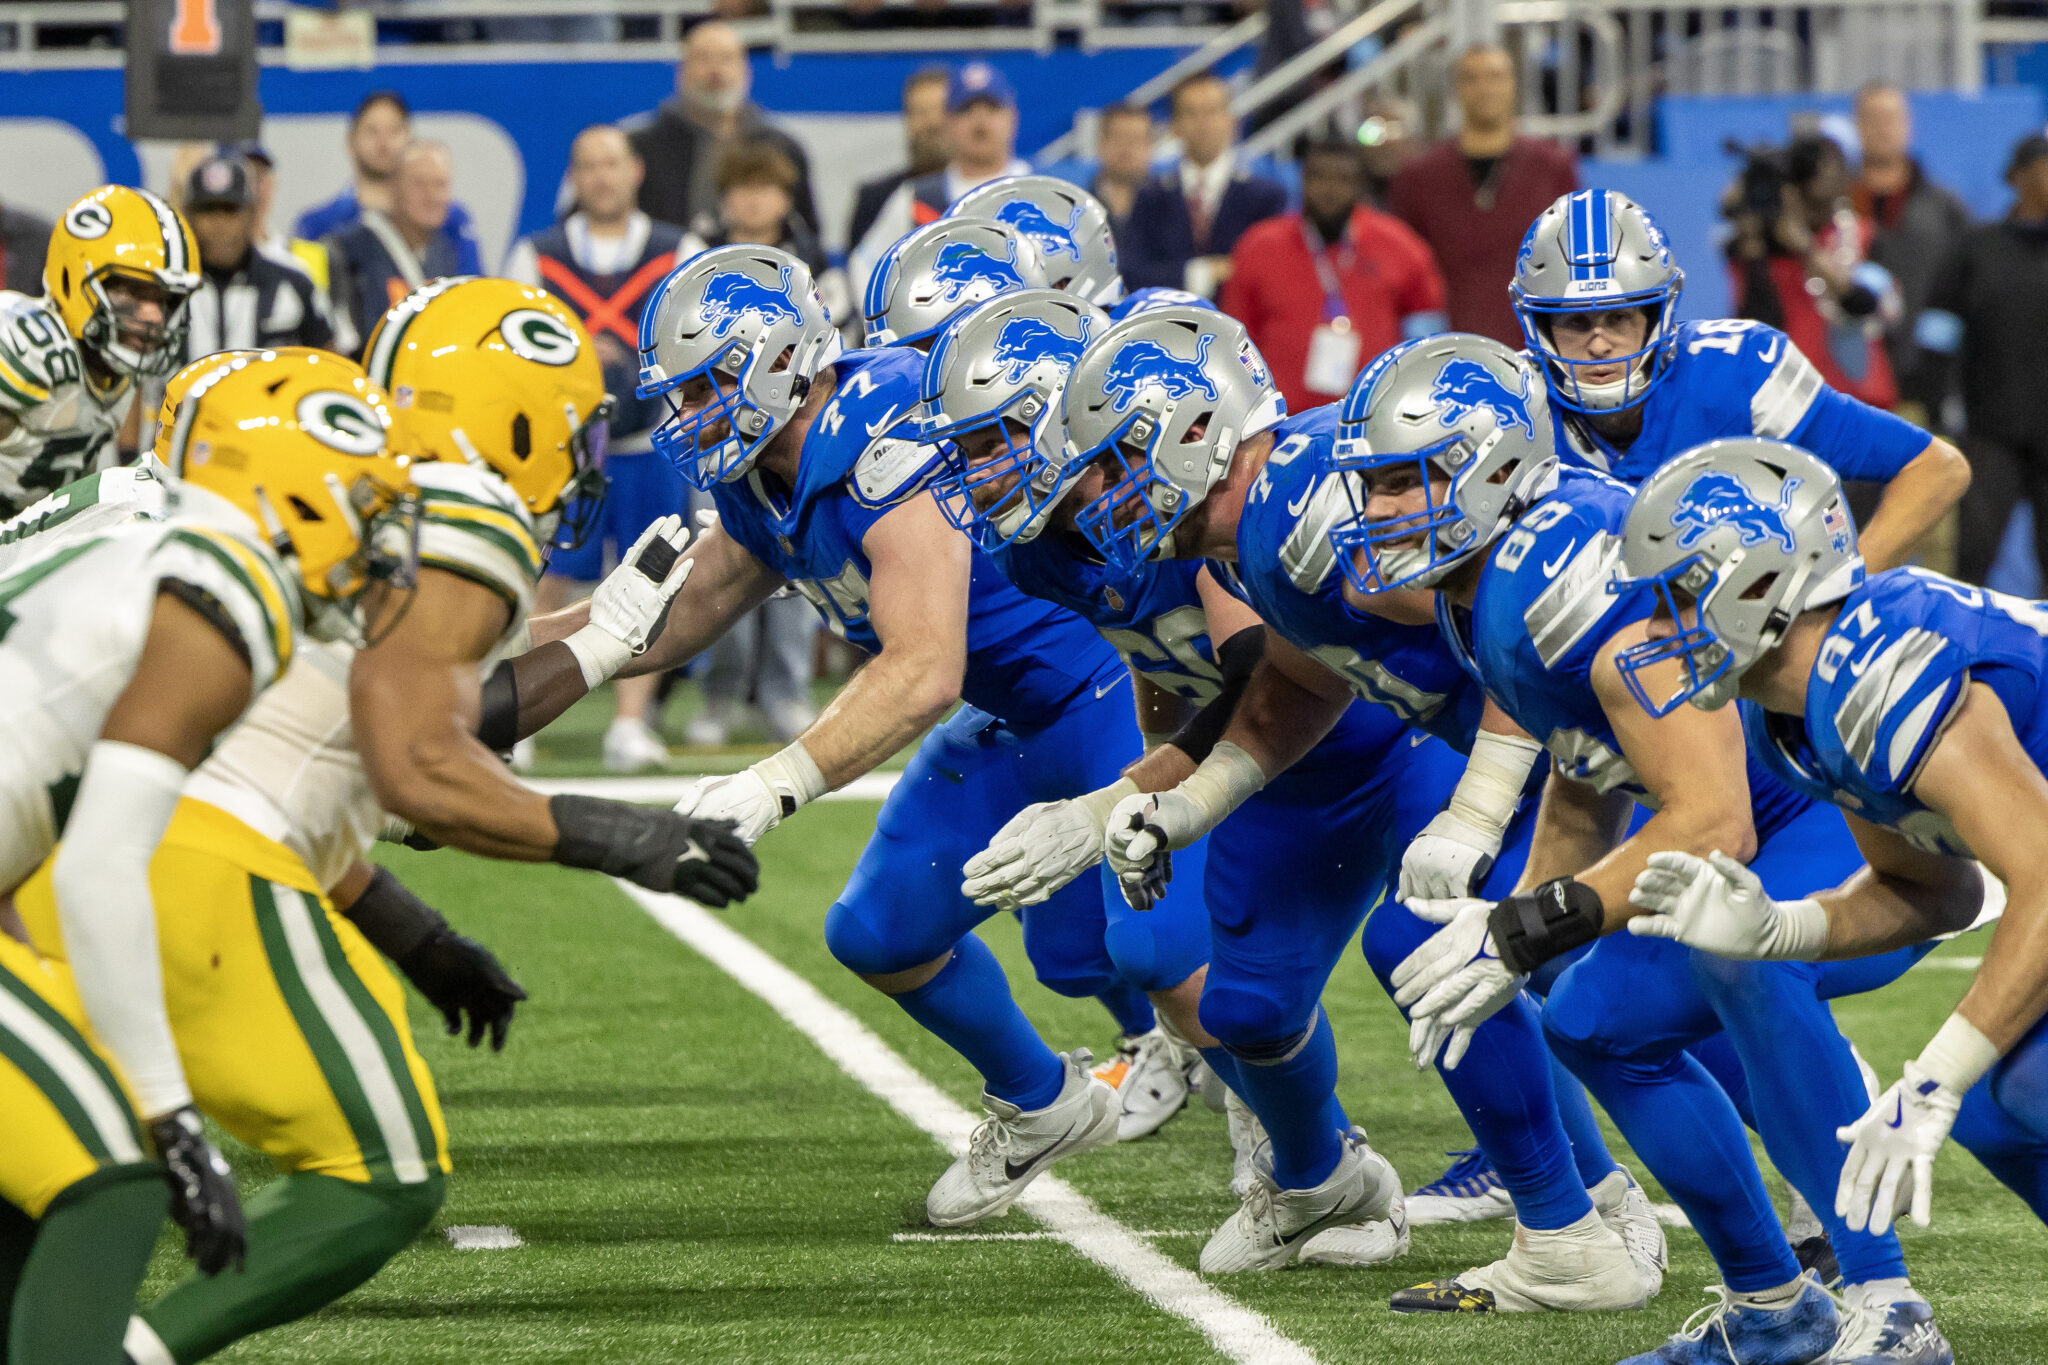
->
[[1514, 766, 1636, 893], [1858, 435, 1971, 574]]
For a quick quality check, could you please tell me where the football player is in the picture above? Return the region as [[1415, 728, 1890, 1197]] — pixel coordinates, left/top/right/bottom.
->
[[1615, 441, 2048, 1256], [1511, 188, 1967, 574], [1327, 334, 1948, 1365], [0, 186, 199, 516], [0, 349, 415, 1365]]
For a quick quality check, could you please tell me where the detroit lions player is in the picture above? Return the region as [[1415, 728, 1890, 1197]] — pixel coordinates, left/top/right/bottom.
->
[[861, 216, 1049, 349], [533, 244, 1178, 1223], [1331, 334, 1948, 1365], [1510, 188, 1968, 573], [1615, 441, 2048, 1261]]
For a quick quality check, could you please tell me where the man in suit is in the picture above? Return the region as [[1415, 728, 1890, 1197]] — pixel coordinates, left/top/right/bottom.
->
[[847, 66, 952, 256], [1120, 74, 1287, 299], [1091, 102, 1154, 247]]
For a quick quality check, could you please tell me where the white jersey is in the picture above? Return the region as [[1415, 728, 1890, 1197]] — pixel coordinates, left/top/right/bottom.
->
[[0, 458, 171, 575], [0, 293, 136, 517], [187, 461, 542, 888], [0, 516, 298, 892]]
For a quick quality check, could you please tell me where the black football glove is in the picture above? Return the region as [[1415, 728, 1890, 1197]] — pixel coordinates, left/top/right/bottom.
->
[[549, 795, 762, 906], [398, 926, 527, 1051], [148, 1107, 246, 1276]]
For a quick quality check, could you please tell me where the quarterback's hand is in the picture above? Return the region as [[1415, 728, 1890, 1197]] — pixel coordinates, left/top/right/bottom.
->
[[1835, 1063, 1963, 1234], [1391, 898, 1527, 1071], [1627, 850, 1828, 960], [672, 770, 782, 846], [1398, 810, 1502, 901], [1105, 789, 1207, 910], [962, 786, 1127, 911], [396, 927, 527, 1051], [149, 1107, 246, 1276]]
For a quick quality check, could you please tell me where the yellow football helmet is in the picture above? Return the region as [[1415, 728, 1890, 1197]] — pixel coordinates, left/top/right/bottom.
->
[[44, 185, 202, 381], [159, 349, 420, 641], [152, 349, 263, 459], [363, 277, 611, 542]]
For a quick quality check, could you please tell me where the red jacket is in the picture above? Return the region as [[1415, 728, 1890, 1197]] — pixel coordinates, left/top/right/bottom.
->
[[1221, 207, 1445, 414], [1387, 136, 1578, 346]]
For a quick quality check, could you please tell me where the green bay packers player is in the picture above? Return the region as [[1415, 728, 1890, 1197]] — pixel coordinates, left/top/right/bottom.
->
[[0, 349, 414, 1365], [0, 186, 198, 516]]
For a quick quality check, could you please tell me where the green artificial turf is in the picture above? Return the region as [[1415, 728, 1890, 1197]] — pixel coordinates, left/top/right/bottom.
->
[[158, 803, 2048, 1363]]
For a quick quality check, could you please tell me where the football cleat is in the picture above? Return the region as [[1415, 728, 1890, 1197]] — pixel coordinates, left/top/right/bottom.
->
[[1617, 1275, 1836, 1365], [1593, 1167, 1669, 1280], [1191, 1059, 1229, 1113], [602, 717, 671, 774], [1199, 1126, 1400, 1273], [1828, 1284, 1952, 1365], [1405, 1148, 1516, 1224], [1224, 1089, 1265, 1199], [1299, 1200, 1410, 1268], [1091, 1026, 1199, 1141], [1785, 1189, 1841, 1288], [926, 1050, 1119, 1226], [1391, 1207, 1657, 1313]]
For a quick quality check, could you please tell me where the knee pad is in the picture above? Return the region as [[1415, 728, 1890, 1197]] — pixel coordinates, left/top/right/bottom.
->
[[823, 901, 922, 978], [1200, 988, 1310, 1062]]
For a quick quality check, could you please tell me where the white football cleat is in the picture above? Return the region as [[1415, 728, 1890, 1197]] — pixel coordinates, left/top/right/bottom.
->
[[1092, 1027, 1198, 1141], [601, 716, 670, 773], [1300, 1197, 1411, 1267], [1224, 1089, 1266, 1200], [1830, 1282, 1953, 1364], [509, 738, 537, 773], [1390, 1206, 1658, 1313], [683, 699, 734, 747], [1405, 1147, 1516, 1224], [1190, 1059, 1229, 1113], [926, 1050, 1120, 1227], [1591, 1166, 1668, 1282], [1199, 1127, 1401, 1273]]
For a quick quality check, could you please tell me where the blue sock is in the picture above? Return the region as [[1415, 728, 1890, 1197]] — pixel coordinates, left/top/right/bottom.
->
[[1199, 1046, 1245, 1101], [1231, 1009, 1349, 1190], [896, 934, 1064, 1111], [1095, 981, 1156, 1037], [1549, 1053, 1622, 1189]]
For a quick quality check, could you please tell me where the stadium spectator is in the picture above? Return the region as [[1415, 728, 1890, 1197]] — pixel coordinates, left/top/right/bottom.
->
[[505, 123, 706, 772], [294, 91, 482, 276], [1387, 43, 1577, 345], [847, 65, 952, 255], [629, 20, 818, 241], [1357, 96, 1420, 207], [326, 140, 463, 353], [180, 154, 335, 359], [698, 141, 844, 314], [225, 140, 334, 297], [0, 198, 49, 295], [1854, 82, 1971, 419], [848, 61, 1031, 302], [1121, 74, 1286, 299], [1089, 102, 1154, 246], [1728, 132, 1900, 410], [1220, 137, 1445, 412], [1918, 131, 2048, 588]]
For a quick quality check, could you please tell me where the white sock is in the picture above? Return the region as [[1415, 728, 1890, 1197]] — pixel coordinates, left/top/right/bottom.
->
[[1732, 1276, 1808, 1311]]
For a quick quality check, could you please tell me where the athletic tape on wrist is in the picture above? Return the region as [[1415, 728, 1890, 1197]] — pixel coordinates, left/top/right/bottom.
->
[[751, 740, 828, 818], [1917, 1012, 1999, 1095], [563, 624, 633, 691], [1446, 730, 1546, 836]]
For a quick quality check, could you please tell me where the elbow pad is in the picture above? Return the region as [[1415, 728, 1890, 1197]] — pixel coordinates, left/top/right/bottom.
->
[[1168, 626, 1264, 764]]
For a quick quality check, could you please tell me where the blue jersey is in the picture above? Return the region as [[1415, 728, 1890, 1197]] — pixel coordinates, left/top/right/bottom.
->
[[1108, 288, 1216, 322], [1224, 406, 1486, 751], [991, 539, 1222, 701], [1746, 567, 2048, 857], [711, 347, 1121, 731], [1445, 468, 1809, 835], [1547, 320, 1926, 487]]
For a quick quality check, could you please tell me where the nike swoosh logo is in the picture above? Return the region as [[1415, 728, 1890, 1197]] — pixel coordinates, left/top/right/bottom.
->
[[1095, 678, 1125, 699], [1846, 637, 1884, 677], [1886, 1096, 1905, 1129], [1287, 483, 1316, 517], [866, 405, 902, 437], [1409, 732, 1429, 747], [1005, 1117, 1086, 1181], [1542, 543, 1576, 577]]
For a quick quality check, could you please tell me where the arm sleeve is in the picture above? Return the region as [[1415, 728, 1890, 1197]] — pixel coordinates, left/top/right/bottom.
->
[[50, 741, 193, 1117]]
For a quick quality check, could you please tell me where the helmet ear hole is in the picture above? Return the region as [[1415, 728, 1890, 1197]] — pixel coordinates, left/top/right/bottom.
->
[[1740, 571, 1779, 602], [511, 413, 531, 460], [287, 495, 323, 521]]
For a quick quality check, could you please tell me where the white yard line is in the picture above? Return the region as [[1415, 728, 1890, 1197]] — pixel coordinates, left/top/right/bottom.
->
[[615, 881, 1321, 1365], [531, 772, 900, 803], [893, 1229, 1205, 1243]]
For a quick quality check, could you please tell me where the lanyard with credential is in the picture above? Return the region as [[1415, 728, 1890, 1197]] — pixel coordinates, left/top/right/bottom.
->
[[1301, 216, 1355, 332]]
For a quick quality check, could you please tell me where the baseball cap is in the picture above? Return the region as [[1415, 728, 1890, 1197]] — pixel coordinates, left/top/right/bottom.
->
[[219, 138, 273, 168], [947, 62, 1016, 114], [186, 155, 253, 211], [2008, 131, 2048, 182]]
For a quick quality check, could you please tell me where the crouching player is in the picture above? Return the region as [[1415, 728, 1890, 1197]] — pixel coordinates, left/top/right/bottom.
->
[[1615, 439, 2048, 1245]]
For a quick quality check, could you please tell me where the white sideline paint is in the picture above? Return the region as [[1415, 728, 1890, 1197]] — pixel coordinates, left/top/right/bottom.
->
[[895, 1229, 1204, 1243], [445, 1224, 524, 1250], [615, 881, 1321, 1365], [532, 772, 899, 804]]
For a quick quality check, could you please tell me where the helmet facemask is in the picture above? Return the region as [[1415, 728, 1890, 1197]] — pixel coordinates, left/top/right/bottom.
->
[[1518, 296, 1678, 415], [1072, 406, 1234, 572], [1327, 430, 1503, 593], [259, 471, 422, 647], [81, 267, 194, 380], [543, 395, 614, 552]]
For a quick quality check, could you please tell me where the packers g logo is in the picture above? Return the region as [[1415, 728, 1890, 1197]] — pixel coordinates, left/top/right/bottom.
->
[[65, 202, 113, 241], [295, 391, 387, 455], [499, 309, 581, 366]]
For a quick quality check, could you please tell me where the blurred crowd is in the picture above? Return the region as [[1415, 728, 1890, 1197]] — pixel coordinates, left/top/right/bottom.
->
[[4, 16, 2041, 768]]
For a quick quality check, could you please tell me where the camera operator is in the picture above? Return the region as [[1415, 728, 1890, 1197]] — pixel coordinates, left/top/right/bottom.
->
[[1725, 132, 1902, 410]]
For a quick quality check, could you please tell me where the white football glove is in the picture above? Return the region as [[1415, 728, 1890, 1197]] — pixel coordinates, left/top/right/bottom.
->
[[1390, 898, 1528, 1071], [672, 769, 782, 847], [1398, 810, 1504, 901], [564, 515, 695, 687], [1627, 850, 1829, 961], [1105, 789, 1209, 911], [1835, 1062, 1964, 1234], [962, 779, 1135, 911]]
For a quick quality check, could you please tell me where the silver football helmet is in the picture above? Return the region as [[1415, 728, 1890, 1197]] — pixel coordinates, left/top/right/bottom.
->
[[861, 216, 1048, 349], [917, 288, 1109, 551], [1326, 333, 1558, 592], [638, 243, 842, 488], [1062, 305, 1284, 570], [1615, 438, 1863, 716], [946, 175, 1125, 306], [1510, 188, 1685, 414]]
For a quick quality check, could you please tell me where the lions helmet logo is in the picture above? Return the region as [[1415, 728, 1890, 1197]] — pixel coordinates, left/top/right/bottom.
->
[[1670, 471, 1801, 552], [990, 313, 1091, 386], [65, 201, 113, 241], [699, 265, 802, 340], [296, 391, 387, 456], [1100, 333, 1218, 413], [928, 240, 1024, 306], [499, 309, 581, 366], [1430, 358, 1535, 438], [994, 199, 1087, 262]]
